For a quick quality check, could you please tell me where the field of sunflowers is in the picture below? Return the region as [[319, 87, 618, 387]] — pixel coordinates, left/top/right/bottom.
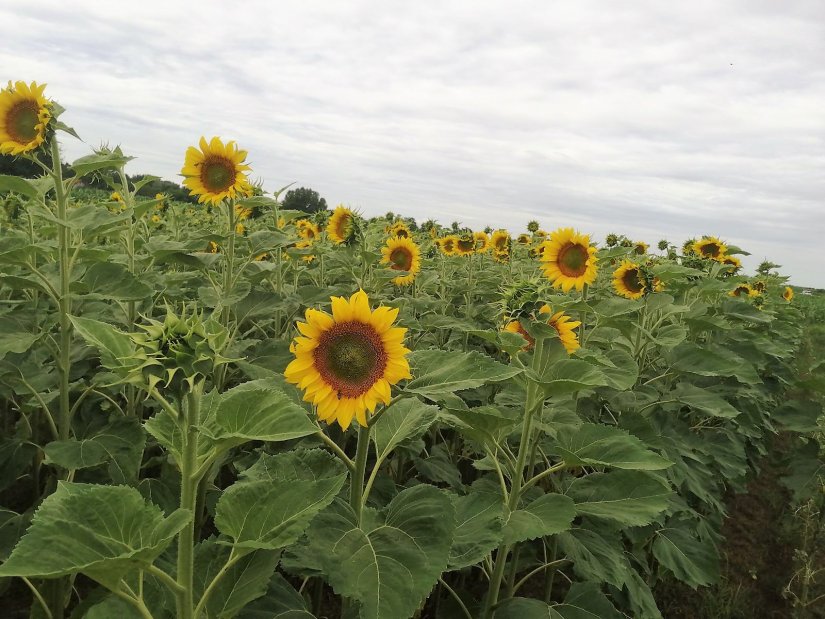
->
[[0, 81, 822, 619]]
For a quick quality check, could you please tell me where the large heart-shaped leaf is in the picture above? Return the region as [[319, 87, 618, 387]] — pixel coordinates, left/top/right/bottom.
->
[[551, 423, 672, 470], [405, 349, 520, 397], [0, 483, 188, 589], [566, 470, 672, 526], [502, 493, 576, 545], [448, 491, 504, 569], [308, 485, 454, 619]]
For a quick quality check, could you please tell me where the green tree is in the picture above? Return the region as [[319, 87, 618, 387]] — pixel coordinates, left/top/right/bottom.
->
[[282, 187, 328, 214]]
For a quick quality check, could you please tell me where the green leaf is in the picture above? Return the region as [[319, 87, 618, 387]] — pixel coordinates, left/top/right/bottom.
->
[[0, 439, 37, 493], [557, 528, 629, 589], [206, 380, 318, 444], [371, 398, 438, 462], [496, 598, 563, 618], [502, 493, 576, 545], [497, 582, 623, 619], [71, 150, 133, 177], [405, 349, 521, 397], [194, 541, 280, 617], [240, 448, 345, 483], [239, 572, 316, 618], [69, 315, 137, 373], [0, 318, 38, 360], [772, 400, 822, 433], [673, 383, 740, 419], [448, 491, 504, 569], [215, 452, 347, 550], [0, 174, 42, 198], [307, 485, 454, 619], [44, 417, 146, 483], [74, 263, 152, 301], [530, 359, 609, 398], [670, 342, 760, 384], [0, 483, 188, 589], [567, 470, 672, 526], [552, 423, 671, 470], [653, 524, 720, 587]]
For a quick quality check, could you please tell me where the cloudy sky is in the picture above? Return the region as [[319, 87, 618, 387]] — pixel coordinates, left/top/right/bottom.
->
[[4, 1, 824, 285]]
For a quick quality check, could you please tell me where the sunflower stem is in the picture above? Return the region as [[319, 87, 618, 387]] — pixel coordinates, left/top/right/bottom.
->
[[483, 338, 545, 618], [349, 423, 372, 524], [215, 200, 237, 390], [176, 384, 203, 619]]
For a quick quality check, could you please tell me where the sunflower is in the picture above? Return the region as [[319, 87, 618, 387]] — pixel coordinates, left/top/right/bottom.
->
[[454, 235, 475, 257], [235, 222, 246, 236], [633, 241, 649, 255], [729, 283, 755, 298], [693, 236, 727, 261], [540, 305, 581, 354], [439, 235, 458, 256], [381, 236, 421, 286], [473, 231, 490, 253], [295, 239, 315, 263], [235, 205, 253, 221], [540, 228, 598, 292], [517, 233, 531, 245], [387, 221, 410, 238], [783, 286, 794, 302], [502, 320, 535, 351], [653, 277, 665, 293], [296, 219, 321, 242], [327, 206, 356, 244], [284, 290, 411, 429], [110, 191, 125, 204], [612, 260, 647, 300], [722, 255, 741, 271], [491, 230, 510, 253], [150, 214, 161, 224], [752, 280, 767, 293], [492, 248, 510, 263], [181, 137, 251, 205], [535, 230, 548, 239], [0, 81, 53, 155]]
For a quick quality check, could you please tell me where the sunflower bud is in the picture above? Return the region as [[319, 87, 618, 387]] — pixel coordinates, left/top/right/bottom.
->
[[131, 307, 229, 396]]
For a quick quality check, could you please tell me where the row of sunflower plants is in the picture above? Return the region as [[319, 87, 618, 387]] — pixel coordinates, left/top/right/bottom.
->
[[0, 80, 818, 619]]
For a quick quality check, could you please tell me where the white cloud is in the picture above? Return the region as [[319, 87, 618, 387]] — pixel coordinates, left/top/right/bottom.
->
[[3, 0, 824, 284]]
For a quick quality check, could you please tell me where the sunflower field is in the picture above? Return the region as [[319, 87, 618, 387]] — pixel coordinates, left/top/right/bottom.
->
[[0, 82, 823, 619]]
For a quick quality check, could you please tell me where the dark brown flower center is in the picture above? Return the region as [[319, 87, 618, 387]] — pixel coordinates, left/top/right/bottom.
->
[[557, 242, 589, 277], [200, 156, 236, 193], [7, 100, 39, 143], [733, 286, 749, 297], [390, 247, 412, 270], [622, 268, 644, 293], [443, 239, 455, 252], [457, 239, 474, 252], [700, 242, 720, 257], [335, 214, 351, 239], [494, 235, 507, 250], [395, 228, 408, 238], [313, 321, 388, 398]]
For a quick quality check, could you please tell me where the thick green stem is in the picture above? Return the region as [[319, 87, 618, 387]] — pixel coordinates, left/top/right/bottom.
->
[[51, 140, 71, 443], [349, 424, 371, 523], [483, 342, 544, 618], [215, 202, 237, 390], [176, 388, 202, 619]]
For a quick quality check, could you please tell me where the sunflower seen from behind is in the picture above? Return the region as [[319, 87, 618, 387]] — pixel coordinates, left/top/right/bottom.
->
[[381, 236, 421, 286], [181, 137, 252, 205], [612, 260, 647, 300], [284, 290, 411, 429], [0, 81, 53, 155], [540, 228, 598, 292]]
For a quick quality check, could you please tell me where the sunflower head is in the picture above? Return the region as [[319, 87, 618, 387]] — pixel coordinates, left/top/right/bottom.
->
[[473, 231, 490, 253], [540, 228, 598, 292], [539, 304, 581, 355], [285, 290, 411, 429], [492, 248, 510, 263], [517, 233, 531, 246], [296, 219, 321, 242], [327, 206, 358, 245], [439, 235, 458, 256], [381, 236, 421, 286], [682, 238, 697, 255], [499, 278, 544, 320], [491, 230, 510, 253], [502, 320, 535, 351], [722, 255, 742, 273], [633, 241, 649, 255], [657, 239, 669, 251], [454, 234, 475, 256], [527, 220, 540, 233], [0, 81, 54, 156], [605, 233, 619, 247], [783, 286, 794, 302], [752, 280, 767, 293], [181, 137, 252, 206], [612, 260, 648, 300], [693, 236, 727, 261], [729, 283, 755, 298], [387, 221, 411, 239]]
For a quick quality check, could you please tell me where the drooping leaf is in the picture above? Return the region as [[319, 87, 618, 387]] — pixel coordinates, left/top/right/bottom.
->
[[566, 470, 672, 526], [448, 491, 504, 569], [670, 342, 760, 384], [239, 572, 316, 618], [0, 483, 188, 589], [69, 315, 137, 373], [501, 493, 576, 545], [653, 524, 720, 588], [551, 423, 672, 471], [672, 383, 740, 419]]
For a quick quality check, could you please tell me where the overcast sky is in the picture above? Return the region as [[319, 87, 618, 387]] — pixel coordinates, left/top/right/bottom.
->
[[4, 1, 823, 285]]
